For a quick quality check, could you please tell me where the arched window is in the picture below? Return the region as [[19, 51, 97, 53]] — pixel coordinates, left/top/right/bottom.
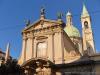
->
[[84, 21, 89, 29], [37, 42, 47, 57]]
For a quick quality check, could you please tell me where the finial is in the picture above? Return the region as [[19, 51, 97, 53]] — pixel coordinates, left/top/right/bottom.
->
[[57, 12, 63, 20], [25, 19, 30, 27]]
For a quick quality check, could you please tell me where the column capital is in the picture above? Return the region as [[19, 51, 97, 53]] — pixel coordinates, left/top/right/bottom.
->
[[23, 36, 27, 40]]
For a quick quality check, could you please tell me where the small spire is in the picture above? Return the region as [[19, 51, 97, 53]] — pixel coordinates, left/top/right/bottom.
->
[[5, 43, 10, 62], [40, 7, 45, 20], [81, 3, 89, 17]]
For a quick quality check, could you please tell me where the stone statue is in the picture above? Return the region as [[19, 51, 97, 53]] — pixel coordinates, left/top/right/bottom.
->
[[40, 7, 45, 15], [25, 19, 30, 27], [57, 12, 63, 19], [35, 61, 51, 75]]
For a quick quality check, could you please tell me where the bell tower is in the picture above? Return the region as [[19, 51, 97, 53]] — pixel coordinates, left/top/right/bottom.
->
[[81, 4, 95, 55]]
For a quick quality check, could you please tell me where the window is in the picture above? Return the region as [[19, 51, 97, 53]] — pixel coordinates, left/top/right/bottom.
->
[[37, 42, 47, 57], [84, 21, 89, 29]]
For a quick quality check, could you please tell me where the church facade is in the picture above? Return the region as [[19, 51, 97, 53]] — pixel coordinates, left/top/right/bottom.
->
[[18, 4, 100, 75]]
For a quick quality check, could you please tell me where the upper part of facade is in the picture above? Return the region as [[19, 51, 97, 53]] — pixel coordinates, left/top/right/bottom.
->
[[18, 4, 96, 66]]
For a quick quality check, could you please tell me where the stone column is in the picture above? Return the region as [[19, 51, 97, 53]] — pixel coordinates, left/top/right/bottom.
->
[[18, 33, 27, 64], [34, 37, 37, 58], [21, 33, 27, 63], [54, 32, 64, 64], [30, 32, 34, 58], [52, 34, 55, 62], [47, 33, 54, 62], [32, 37, 34, 58], [28, 33, 33, 59]]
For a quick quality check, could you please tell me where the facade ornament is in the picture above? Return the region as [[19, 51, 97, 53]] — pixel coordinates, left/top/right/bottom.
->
[[23, 33, 27, 40], [40, 7, 45, 20], [40, 7, 45, 15], [25, 19, 30, 27], [40, 20, 44, 27], [57, 12, 63, 20]]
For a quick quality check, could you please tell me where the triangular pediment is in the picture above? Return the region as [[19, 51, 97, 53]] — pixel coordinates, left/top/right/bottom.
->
[[23, 19, 62, 32]]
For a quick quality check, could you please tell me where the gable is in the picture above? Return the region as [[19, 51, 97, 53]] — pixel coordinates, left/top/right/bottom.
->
[[23, 19, 61, 32]]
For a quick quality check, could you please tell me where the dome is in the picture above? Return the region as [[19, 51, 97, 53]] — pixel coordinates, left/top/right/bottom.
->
[[64, 25, 80, 37]]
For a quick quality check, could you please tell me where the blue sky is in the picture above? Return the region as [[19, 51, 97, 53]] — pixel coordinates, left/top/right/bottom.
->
[[0, 0, 100, 59]]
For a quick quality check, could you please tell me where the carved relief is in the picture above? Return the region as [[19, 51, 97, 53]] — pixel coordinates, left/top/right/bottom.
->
[[69, 51, 77, 57], [35, 61, 51, 75]]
